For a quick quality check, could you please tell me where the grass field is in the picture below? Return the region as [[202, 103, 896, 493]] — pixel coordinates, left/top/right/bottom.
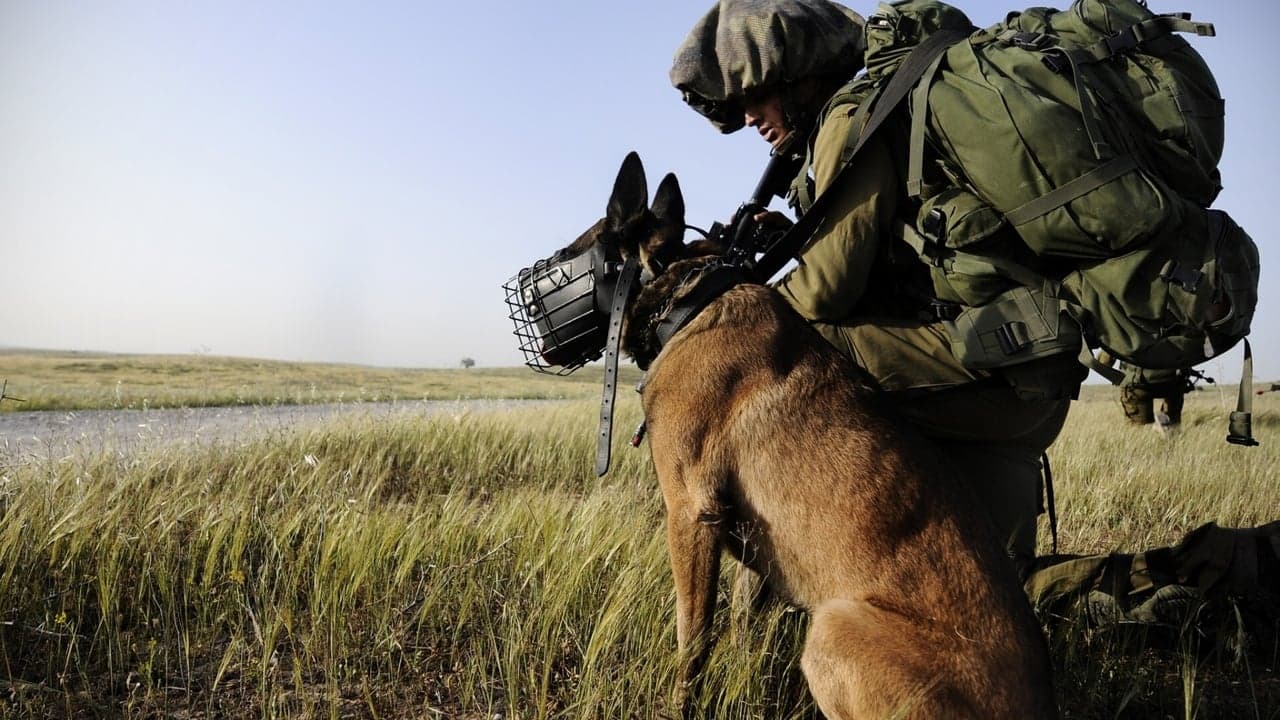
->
[[0, 350, 645, 411], [0, 352, 1277, 718]]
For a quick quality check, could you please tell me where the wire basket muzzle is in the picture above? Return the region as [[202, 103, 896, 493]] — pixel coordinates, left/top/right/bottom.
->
[[504, 246, 611, 374]]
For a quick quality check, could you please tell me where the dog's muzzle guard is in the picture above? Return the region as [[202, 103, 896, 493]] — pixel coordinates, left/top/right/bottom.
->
[[504, 245, 641, 475], [504, 243, 632, 374]]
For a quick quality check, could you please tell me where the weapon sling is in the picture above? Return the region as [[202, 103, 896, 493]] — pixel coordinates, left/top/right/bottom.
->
[[753, 28, 972, 282]]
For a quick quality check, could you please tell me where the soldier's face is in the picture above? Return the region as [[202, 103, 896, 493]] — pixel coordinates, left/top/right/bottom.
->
[[743, 92, 790, 150]]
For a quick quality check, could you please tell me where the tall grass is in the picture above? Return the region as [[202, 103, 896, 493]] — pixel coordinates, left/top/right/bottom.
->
[[0, 389, 1277, 718]]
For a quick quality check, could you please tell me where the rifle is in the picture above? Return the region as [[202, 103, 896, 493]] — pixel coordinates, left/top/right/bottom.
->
[[706, 133, 806, 268], [1182, 368, 1215, 393], [1257, 382, 1280, 396]]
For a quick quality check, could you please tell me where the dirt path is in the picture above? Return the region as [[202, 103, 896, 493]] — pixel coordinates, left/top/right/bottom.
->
[[0, 400, 545, 462]]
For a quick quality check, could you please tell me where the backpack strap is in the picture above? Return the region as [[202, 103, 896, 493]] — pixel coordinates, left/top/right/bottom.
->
[[906, 50, 950, 199], [1227, 339, 1258, 446], [753, 27, 973, 282], [1003, 156, 1139, 227], [1069, 13, 1215, 65]]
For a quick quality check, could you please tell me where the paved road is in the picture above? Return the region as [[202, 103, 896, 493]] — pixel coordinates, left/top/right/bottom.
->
[[0, 400, 540, 462]]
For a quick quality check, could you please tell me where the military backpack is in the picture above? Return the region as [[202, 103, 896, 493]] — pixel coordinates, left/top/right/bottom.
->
[[823, 0, 1260, 400]]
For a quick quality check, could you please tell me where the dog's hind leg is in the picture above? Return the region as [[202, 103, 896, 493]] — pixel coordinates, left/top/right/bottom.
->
[[801, 598, 976, 720]]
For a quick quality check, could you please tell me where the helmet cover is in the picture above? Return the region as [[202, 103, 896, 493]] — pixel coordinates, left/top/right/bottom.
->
[[671, 0, 866, 133]]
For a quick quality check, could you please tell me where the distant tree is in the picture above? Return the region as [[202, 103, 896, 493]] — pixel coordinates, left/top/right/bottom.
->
[[460, 357, 476, 369]]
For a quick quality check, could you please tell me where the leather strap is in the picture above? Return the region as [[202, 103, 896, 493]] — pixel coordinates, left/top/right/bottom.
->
[[655, 263, 751, 349], [596, 256, 641, 476], [1042, 452, 1058, 555]]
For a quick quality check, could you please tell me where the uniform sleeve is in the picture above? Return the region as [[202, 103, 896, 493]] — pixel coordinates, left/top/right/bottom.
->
[[773, 108, 900, 322]]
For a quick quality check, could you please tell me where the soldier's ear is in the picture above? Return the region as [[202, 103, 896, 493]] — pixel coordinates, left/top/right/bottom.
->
[[651, 173, 685, 227], [606, 152, 649, 235]]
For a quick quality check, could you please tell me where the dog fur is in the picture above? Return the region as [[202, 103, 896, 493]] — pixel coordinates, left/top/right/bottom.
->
[[564, 153, 1057, 719]]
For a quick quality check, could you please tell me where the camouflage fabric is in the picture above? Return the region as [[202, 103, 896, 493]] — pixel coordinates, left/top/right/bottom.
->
[[770, 86, 1076, 568], [1026, 522, 1280, 626], [1117, 364, 1187, 425], [670, 0, 865, 132]]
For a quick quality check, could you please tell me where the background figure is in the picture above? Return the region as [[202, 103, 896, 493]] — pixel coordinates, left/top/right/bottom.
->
[[1118, 366, 1187, 427], [1096, 350, 1201, 428]]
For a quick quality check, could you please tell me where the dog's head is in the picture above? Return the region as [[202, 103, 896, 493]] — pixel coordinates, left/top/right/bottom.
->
[[506, 153, 724, 373], [562, 151, 718, 281]]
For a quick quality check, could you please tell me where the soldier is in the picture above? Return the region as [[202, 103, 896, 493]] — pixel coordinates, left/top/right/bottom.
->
[[1119, 366, 1187, 427], [1097, 351, 1190, 428], [671, 0, 1085, 573], [668, 0, 1278, 621]]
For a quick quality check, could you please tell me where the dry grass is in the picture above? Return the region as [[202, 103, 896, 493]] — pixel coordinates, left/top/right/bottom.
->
[[0, 356, 1276, 718]]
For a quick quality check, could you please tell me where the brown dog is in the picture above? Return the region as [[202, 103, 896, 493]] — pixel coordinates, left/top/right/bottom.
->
[[563, 154, 1057, 718]]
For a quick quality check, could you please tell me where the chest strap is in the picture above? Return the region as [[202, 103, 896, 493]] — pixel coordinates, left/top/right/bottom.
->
[[654, 263, 752, 350]]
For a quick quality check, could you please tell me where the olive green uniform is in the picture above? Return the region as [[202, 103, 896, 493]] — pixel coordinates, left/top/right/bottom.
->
[[671, 0, 1279, 622], [773, 104, 1076, 567], [1117, 365, 1187, 425]]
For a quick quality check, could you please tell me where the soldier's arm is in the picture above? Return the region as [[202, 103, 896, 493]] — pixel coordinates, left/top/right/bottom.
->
[[773, 110, 900, 322]]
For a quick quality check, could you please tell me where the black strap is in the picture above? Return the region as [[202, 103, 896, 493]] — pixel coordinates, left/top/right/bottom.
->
[[654, 264, 751, 348], [753, 28, 972, 282], [1042, 452, 1058, 555], [596, 256, 641, 476]]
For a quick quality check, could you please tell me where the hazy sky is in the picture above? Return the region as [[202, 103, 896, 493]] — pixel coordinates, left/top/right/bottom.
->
[[2, 1, 1276, 382]]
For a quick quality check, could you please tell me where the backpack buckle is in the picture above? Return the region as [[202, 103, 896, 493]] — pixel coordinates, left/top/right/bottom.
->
[[930, 299, 963, 322], [996, 321, 1032, 355], [1161, 262, 1203, 292], [1041, 52, 1067, 74], [1227, 411, 1259, 447], [920, 208, 947, 244], [1103, 28, 1141, 56], [1011, 32, 1052, 51]]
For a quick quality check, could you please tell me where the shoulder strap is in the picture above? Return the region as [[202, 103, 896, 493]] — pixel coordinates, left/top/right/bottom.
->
[[753, 27, 973, 282]]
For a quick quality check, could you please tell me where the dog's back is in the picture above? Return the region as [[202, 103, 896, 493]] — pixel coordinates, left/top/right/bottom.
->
[[642, 282, 1057, 718]]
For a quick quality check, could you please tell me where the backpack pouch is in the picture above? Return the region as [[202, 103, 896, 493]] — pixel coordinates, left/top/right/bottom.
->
[[1061, 204, 1259, 368]]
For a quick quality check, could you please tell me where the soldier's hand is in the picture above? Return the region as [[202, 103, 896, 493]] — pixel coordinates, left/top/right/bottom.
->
[[751, 210, 793, 234]]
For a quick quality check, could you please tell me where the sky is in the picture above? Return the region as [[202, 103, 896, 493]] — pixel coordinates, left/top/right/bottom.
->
[[1, 0, 1277, 383]]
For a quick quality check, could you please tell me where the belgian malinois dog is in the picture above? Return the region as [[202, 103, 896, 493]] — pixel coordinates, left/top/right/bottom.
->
[[563, 153, 1057, 719]]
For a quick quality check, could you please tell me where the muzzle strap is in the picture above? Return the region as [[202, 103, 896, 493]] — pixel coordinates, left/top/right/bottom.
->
[[596, 256, 641, 476]]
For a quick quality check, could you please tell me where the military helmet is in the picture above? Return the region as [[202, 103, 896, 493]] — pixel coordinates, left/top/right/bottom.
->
[[670, 0, 866, 133]]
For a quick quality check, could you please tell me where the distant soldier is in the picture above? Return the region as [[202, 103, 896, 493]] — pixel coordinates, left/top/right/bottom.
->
[[1097, 351, 1203, 428], [1119, 366, 1188, 426]]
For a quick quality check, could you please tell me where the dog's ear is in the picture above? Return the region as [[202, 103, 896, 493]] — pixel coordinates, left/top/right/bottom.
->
[[639, 173, 690, 276], [606, 152, 649, 235], [651, 173, 685, 227]]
